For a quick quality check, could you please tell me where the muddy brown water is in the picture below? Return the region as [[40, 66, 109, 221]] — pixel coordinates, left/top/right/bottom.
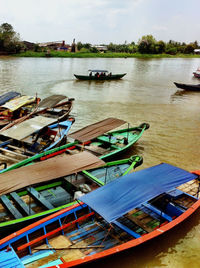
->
[[0, 56, 200, 267]]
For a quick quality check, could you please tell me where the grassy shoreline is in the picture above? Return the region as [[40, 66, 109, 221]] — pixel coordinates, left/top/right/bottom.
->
[[12, 51, 200, 58]]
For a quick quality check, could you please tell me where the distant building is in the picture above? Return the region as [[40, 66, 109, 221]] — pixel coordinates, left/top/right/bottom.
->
[[194, 49, 200, 54], [22, 41, 35, 50], [39, 41, 71, 51], [93, 45, 107, 52]]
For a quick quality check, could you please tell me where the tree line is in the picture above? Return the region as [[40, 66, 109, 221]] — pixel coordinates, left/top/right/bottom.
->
[[78, 35, 199, 55], [0, 22, 199, 55]]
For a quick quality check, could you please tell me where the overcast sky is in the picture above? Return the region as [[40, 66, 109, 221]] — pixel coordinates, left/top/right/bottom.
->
[[0, 0, 200, 44]]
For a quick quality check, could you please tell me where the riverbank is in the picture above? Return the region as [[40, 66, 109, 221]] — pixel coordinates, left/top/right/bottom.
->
[[13, 51, 200, 58]]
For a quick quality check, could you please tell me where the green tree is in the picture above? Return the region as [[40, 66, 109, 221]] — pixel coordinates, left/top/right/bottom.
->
[[184, 43, 195, 54], [77, 42, 83, 51], [155, 40, 166, 54], [0, 23, 21, 53], [137, 35, 156, 54]]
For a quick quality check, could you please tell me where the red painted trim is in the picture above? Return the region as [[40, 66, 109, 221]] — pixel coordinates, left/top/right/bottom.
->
[[54, 199, 200, 268], [17, 212, 94, 251], [0, 203, 83, 245], [40, 146, 77, 161], [191, 170, 200, 175]]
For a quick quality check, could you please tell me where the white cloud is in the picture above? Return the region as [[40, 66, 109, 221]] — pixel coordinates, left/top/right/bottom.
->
[[0, 0, 199, 44]]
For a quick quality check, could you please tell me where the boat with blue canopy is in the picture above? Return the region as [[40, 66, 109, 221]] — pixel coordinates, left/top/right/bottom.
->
[[74, 70, 126, 80], [0, 163, 199, 267]]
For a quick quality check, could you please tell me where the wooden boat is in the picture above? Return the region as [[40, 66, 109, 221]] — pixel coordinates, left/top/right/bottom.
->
[[0, 117, 75, 168], [74, 70, 126, 80], [0, 163, 199, 267], [0, 117, 149, 173], [174, 82, 200, 91], [0, 94, 75, 132], [193, 67, 200, 78], [0, 152, 142, 236], [0, 94, 39, 129]]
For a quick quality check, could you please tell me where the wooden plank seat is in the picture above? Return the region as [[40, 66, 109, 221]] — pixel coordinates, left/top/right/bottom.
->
[[0, 195, 23, 219], [127, 213, 154, 233], [17, 212, 95, 252], [10, 192, 35, 216], [26, 187, 54, 210]]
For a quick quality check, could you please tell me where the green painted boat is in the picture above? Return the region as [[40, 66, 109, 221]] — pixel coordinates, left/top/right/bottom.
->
[[0, 152, 142, 236], [0, 118, 149, 173]]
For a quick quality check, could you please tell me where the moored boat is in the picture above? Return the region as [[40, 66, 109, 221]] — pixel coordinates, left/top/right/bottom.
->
[[0, 152, 142, 236], [0, 117, 149, 173], [0, 94, 39, 129], [174, 82, 200, 91], [74, 70, 126, 80], [0, 163, 199, 267], [0, 94, 75, 132], [0, 117, 75, 168]]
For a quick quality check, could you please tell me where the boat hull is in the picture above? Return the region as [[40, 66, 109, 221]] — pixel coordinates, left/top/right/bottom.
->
[[174, 82, 200, 91], [74, 73, 126, 80]]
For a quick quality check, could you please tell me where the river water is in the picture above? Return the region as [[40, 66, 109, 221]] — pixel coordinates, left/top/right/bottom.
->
[[0, 56, 200, 267]]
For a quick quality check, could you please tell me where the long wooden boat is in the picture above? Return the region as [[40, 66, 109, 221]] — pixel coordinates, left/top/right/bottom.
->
[[174, 82, 200, 91], [0, 118, 149, 173], [0, 94, 75, 132], [0, 117, 75, 168], [0, 163, 199, 267], [0, 94, 39, 129], [0, 152, 142, 236], [74, 70, 126, 80]]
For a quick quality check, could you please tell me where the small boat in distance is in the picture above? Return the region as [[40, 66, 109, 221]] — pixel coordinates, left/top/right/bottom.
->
[[0, 163, 199, 267], [193, 67, 200, 78], [174, 82, 200, 91], [74, 70, 126, 80]]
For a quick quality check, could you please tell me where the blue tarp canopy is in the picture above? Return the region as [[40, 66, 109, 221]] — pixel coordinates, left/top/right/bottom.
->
[[80, 163, 198, 223], [0, 91, 21, 106]]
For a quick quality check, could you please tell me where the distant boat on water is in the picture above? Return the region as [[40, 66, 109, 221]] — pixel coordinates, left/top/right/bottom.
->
[[74, 70, 126, 80]]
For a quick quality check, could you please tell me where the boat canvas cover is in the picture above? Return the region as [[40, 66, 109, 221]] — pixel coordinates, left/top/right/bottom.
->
[[0, 116, 56, 140], [38, 94, 67, 109], [80, 163, 198, 223], [69, 117, 126, 143], [2, 95, 36, 111], [0, 91, 21, 106], [0, 152, 105, 195]]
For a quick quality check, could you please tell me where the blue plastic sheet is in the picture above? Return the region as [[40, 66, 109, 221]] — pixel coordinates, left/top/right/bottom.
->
[[0, 91, 21, 106], [80, 163, 198, 223]]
